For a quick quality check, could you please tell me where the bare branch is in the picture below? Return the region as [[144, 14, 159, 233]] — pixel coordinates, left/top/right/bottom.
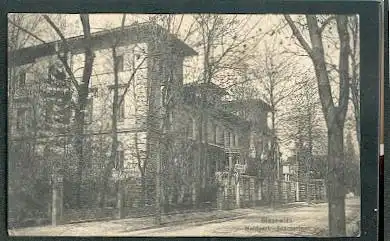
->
[[42, 15, 81, 92], [117, 57, 148, 108], [319, 16, 336, 33], [284, 15, 313, 56], [8, 18, 46, 44]]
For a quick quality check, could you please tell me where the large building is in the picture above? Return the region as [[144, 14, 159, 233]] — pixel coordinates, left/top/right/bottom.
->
[[8, 22, 273, 211]]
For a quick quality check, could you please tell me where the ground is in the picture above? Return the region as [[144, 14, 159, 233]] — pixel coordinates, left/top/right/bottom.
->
[[9, 197, 360, 237]]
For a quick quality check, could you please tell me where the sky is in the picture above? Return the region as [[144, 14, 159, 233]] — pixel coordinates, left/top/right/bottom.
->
[[8, 13, 360, 159]]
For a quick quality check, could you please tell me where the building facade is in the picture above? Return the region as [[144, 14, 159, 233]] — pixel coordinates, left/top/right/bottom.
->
[[8, 23, 273, 211]]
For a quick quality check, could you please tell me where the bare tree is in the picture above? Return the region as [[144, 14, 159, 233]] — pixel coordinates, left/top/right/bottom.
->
[[10, 14, 96, 208], [287, 79, 326, 203], [8, 14, 53, 226], [285, 14, 351, 236], [348, 16, 360, 146], [251, 40, 309, 206], [188, 14, 265, 206], [101, 14, 149, 216]]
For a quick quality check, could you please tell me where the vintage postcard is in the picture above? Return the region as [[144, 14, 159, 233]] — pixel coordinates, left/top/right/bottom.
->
[[7, 13, 360, 237]]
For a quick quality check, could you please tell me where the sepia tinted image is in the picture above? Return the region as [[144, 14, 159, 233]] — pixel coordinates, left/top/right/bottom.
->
[[8, 14, 360, 237]]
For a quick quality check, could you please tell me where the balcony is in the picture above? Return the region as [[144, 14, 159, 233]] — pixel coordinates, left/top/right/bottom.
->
[[11, 84, 35, 100]]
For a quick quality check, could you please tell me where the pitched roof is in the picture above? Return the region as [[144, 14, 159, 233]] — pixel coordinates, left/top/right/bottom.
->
[[222, 98, 272, 112], [9, 22, 197, 67], [183, 82, 228, 96]]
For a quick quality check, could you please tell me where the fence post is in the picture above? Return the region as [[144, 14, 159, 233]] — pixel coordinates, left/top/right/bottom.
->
[[322, 179, 327, 201], [192, 182, 197, 206], [51, 173, 63, 226], [258, 179, 262, 201], [235, 175, 240, 208], [251, 177, 256, 207], [217, 185, 224, 210], [116, 180, 125, 219], [296, 181, 300, 202], [282, 181, 288, 204]]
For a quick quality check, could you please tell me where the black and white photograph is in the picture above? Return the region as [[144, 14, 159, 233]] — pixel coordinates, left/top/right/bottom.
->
[[7, 13, 361, 237]]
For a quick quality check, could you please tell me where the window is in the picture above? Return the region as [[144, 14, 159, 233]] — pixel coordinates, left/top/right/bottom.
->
[[117, 150, 124, 169], [216, 126, 224, 144], [63, 106, 71, 125], [116, 142, 124, 169], [117, 98, 125, 121], [17, 71, 26, 88], [168, 111, 173, 130], [234, 133, 239, 147], [115, 55, 124, 72], [208, 122, 216, 143], [232, 153, 240, 165], [285, 174, 290, 182], [213, 123, 217, 144], [48, 64, 66, 81], [84, 88, 96, 124], [224, 154, 230, 170], [48, 65, 54, 81], [191, 118, 197, 139], [226, 131, 231, 147], [110, 87, 125, 122], [16, 108, 27, 131], [85, 97, 93, 124], [45, 102, 53, 123], [184, 121, 190, 139]]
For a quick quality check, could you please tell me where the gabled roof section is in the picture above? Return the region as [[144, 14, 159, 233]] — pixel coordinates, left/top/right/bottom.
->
[[222, 98, 272, 112], [9, 22, 197, 67], [183, 82, 228, 97], [181, 101, 250, 130]]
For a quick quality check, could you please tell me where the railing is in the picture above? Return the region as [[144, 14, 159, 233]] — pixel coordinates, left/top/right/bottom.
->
[[11, 85, 35, 99]]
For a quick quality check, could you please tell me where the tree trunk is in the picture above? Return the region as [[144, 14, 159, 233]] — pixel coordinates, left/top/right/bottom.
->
[[74, 14, 94, 209], [99, 163, 113, 208], [116, 180, 124, 219], [327, 125, 346, 236], [196, 114, 203, 207], [111, 47, 120, 216], [285, 14, 349, 237], [155, 141, 161, 224], [141, 173, 146, 207], [74, 109, 85, 208], [306, 175, 311, 203]]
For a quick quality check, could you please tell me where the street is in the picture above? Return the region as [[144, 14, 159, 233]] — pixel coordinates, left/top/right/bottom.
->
[[9, 197, 360, 237]]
